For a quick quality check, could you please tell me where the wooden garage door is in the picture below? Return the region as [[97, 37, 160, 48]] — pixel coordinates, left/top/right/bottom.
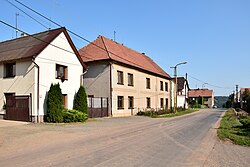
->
[[5, 95, 30, 122]]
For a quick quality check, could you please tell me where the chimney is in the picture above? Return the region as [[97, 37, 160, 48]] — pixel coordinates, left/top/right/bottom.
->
[[21, 32, 28, 37]]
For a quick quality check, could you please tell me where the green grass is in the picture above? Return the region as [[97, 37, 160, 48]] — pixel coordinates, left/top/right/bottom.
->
[[155, 109, 198, 118], [217, 109, 250, 146]]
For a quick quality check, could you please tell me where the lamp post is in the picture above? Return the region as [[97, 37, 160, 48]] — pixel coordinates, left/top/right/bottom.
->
[[171, 61, 187, 113]]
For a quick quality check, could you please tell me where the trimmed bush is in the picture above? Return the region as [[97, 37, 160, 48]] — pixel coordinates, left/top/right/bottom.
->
[[46, 83, 64, 123], [62, 109, 88, 123], [239, 116, 250, 129], [73, 86, 88, 114], [137, 109, 171, 117]]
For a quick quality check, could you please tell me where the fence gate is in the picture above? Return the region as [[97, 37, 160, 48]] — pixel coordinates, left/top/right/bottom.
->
[[5, 95, 30, 122], [88, 97, 108, 118]]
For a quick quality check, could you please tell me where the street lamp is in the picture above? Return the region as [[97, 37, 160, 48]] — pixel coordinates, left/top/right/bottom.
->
[[170, 61, 187, 113]]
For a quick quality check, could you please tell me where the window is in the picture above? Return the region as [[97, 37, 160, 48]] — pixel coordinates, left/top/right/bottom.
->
[[117, 96, 124, 109], [160, 98, 164, 108], [117, 71, 124, 85], [128, 73, 134, 86], [146, 78, 150, 89], [56, 64, 68, 80], [160, 81, 164, 91], [146, 97, 151, 108], [165, 98, 169, 109], [4, 63, 16, 78], [204, 97, 209, 102], [62, 94, 68, 109], [128, 96, 134, 109], [165, 82, 168, 92]]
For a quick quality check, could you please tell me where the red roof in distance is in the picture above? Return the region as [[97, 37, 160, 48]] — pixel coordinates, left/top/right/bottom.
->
[[188, 88, 213, 97], [79, 36, 170, 79]]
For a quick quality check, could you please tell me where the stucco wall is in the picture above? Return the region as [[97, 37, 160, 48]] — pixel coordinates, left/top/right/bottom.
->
[[111, 63, 171, 117], [83, 61, 111, 114], [0, 60, 35, 115], [35, 32, 83, 120]]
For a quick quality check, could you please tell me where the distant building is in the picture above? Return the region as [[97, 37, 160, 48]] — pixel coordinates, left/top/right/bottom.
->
[[172, 77, 190, 109], [239, 88, 250, 108], [188, 88, 214, 108]]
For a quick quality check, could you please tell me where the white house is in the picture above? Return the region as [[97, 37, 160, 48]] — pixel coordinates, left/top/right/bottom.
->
[[0, 27, 86, 122], [176, 77, 189, 109], [79, 36, 171, 117]]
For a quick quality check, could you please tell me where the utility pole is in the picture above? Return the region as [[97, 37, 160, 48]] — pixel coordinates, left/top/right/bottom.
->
[[16, 12, 19, 38], [235, 85, 239, 103], [114, 31, 116, 42], [170, 61, 187, 113], [184, 73, 187, 110]]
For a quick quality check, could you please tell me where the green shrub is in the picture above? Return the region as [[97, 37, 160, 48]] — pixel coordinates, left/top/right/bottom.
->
[[46, 83, 64, 123], [137, 109, 171, 117], [73, 86, 88, 114], [192, 104, 201, 108], [239, 116, 250, 129], [63, 109, 88, 123]]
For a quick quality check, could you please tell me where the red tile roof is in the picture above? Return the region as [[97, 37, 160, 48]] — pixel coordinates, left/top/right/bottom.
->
[[188, 89, 213, 97], [0, 27, 86, 68], [240, 88, 250, 93], [79, 36, 170, 79]]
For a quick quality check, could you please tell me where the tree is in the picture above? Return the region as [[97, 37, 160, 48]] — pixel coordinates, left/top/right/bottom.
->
[[73, 86, 88, 114], [224, 93, 234, 108], [46, 83, 64, 122]]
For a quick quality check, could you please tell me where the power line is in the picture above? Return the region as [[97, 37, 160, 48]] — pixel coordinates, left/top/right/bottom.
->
[[12, 0, 154, 72], [188, 74, 234, 89], [5, 0, 49, 29]]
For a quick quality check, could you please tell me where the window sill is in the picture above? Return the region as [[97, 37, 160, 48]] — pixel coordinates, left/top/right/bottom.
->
[[56, 77, 68, 81], [118, 108, 124, 110], [128, 84, 134, 87], [128, 107, 134, 109], [117, 83, 124, 85], [3, 76, 15, 79]]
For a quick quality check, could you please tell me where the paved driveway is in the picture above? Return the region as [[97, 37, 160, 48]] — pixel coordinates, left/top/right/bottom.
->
[[0, 109, 249, 167]]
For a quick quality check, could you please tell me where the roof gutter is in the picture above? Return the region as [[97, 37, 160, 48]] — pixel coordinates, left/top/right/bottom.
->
[[32, 59, 40, 123]]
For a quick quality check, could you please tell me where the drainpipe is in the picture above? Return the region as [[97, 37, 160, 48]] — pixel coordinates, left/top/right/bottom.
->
[[32, 59, 40, 123], [80, 68, 88, 86], [109, 62, 113, 117]]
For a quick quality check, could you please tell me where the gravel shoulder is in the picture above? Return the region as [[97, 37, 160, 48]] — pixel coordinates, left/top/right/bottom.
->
[[204, 140, 250, 167]]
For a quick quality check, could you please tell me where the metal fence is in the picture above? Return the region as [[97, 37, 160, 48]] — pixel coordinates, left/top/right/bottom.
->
[[88, 97, 108, 118]]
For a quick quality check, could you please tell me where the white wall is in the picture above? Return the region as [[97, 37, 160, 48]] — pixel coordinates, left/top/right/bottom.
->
[[0, 60, 36, 115], [35, 32, 83, 119], [111, 63, 171, 117]]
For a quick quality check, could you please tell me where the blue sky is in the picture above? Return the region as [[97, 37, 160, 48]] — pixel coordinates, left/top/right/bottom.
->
[[1, 0, 250, 96]]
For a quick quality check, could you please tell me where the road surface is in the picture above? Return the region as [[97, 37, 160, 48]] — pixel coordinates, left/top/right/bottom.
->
[[0, 109, 249, 167]]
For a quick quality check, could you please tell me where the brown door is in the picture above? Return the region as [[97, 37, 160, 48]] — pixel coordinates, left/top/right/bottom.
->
[[5, 95, 30, 122]]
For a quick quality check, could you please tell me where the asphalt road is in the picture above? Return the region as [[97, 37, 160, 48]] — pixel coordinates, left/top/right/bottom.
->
[[0, 109, 249, 167]]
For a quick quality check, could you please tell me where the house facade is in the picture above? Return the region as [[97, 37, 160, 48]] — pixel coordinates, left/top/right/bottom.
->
[[0, 27, 85, 122], [175, 77, 189, 109], [79, 36, 171, 117], [188, 88, 214, 108], [239, 88, 250, 108]]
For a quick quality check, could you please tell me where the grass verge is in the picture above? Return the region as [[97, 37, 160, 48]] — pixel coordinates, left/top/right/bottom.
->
[[154, 109, 198, 118], [217, 109, 250, 146]]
